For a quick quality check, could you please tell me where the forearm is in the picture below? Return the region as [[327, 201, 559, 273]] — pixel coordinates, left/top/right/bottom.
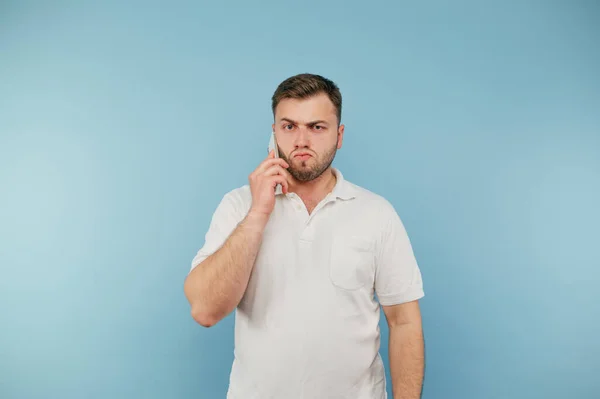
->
[[388, 323, 425, 399], [184, 211, 268, 326]]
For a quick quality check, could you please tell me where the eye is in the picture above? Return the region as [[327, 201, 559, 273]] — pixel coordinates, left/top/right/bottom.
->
[[314, 125, 324, 131], [283, 124, 294, 130]]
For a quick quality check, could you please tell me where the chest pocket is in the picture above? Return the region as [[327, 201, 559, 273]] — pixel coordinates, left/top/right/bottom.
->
[[329, 236, 376, 290]]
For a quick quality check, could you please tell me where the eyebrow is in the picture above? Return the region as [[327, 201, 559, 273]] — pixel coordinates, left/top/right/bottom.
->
[[280, 118, 329, 126]]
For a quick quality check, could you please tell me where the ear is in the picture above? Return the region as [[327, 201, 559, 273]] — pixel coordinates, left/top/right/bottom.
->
[[271, 123, 276, 133], [337, 124, 345, 149]]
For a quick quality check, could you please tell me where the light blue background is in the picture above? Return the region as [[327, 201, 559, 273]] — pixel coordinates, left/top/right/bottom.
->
[[1, 1, 599, 398]]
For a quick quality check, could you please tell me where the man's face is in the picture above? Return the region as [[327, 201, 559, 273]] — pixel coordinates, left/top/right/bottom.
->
[[272, 93, 344, 182]]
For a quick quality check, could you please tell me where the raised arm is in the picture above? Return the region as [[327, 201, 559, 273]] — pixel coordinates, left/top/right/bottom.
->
[[183, 151, 291, 327]]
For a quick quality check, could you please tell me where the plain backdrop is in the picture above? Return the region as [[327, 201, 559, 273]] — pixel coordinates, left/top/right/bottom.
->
[[1, 1, 599, 398]]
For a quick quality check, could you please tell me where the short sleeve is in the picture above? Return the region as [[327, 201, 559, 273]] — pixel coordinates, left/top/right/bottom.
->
[[375, 205, 424, 306], [189, 190, 246, 273]]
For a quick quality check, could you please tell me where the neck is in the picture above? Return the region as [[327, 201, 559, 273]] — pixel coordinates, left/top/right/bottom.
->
[[290, 167, 337, 202]]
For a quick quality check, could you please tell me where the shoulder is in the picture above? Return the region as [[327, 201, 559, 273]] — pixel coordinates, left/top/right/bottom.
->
[[344, 180, 399, 219], [222, 184, 252, 204], [215, 184, 252, 215], [343, 180, 414, 247]]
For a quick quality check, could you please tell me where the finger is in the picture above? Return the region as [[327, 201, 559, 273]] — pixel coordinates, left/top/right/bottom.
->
[[261, 167, 291, 196], [271, 175, 289, 193], [278, 175, 289, 194], [263, 164, 289, 177], [264, 166, 293, 192], [256, 158, 289, 175], [265, 157, 289, 168], [269, 164, 294, 184], [282, 178, 289, 194], [278, 165, 293, 181]]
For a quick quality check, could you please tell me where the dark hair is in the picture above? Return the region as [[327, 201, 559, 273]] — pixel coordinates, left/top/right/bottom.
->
[[271, 73, 342, 124]]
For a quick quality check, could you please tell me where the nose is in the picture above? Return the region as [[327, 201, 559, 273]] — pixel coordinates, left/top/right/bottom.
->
[[293, 127, 310, 149]]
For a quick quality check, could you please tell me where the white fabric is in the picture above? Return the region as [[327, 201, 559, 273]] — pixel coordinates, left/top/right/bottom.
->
[[190, 168, 424, 399]]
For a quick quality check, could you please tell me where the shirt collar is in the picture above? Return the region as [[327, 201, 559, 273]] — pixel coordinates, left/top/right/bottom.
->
[[276, 167, 357, 200], [330, 167, 357, 200]]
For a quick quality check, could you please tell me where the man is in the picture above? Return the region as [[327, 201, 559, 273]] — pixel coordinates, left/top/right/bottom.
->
[[184, 73, 425, 399]]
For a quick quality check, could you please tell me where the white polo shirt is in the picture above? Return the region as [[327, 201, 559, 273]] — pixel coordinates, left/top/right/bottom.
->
[[190, 168, 424, 399]]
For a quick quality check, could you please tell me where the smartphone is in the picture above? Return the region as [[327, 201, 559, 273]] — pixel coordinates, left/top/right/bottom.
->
[[268, 131, 282, 192], [268, 131, 279, 158]]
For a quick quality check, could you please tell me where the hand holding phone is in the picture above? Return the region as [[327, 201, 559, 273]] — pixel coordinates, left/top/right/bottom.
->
[[247, 132, 290, 217]]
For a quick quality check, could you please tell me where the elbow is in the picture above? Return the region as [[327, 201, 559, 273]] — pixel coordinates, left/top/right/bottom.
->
[[184, 276, 216, 327], [184, 272, 225, 328], [190, 305, 219, 328]]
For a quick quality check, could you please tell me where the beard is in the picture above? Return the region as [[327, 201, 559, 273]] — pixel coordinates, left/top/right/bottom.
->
[[279, 143, 337, 182]]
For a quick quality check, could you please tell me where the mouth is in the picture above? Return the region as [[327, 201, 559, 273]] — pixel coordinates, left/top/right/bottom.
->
[[294, 153, 312, 160]]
